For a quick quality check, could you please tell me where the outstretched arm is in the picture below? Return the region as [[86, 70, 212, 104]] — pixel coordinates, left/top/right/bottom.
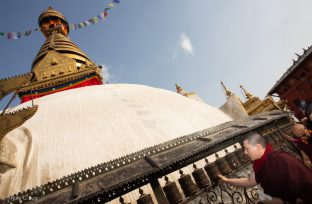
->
[[218, 172, 257, 188]]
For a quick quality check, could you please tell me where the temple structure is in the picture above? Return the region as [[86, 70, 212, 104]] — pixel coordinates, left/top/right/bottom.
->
[[18, 7, 103, 103], [174, 82, 285, 122], [268, 47, 312, 119], [0, 7, 299, 204]]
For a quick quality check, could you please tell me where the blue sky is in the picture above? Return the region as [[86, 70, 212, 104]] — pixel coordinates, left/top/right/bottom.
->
[[1, 0, 312, 109]]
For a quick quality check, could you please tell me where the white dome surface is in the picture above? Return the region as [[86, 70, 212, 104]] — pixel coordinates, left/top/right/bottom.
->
[[0, 84, 231, 198]]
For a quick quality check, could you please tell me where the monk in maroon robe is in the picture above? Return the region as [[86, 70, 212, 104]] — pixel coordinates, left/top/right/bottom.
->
[[218, 132, 312, 204], [291, 123, 312, 168]]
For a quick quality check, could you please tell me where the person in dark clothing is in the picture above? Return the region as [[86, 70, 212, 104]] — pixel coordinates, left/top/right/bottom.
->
[[218, 132, 312, 204], [291, 123, 312, 168], [303, 103, 312, 131]]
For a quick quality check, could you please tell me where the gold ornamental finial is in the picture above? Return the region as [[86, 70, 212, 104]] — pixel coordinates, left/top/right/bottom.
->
[[221, 81, 232, 97], [239, 84, 253, 100], [175, 83, 181, 93], [175, 83, 187, 96]]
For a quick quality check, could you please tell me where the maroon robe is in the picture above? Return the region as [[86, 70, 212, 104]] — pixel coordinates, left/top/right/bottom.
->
[[254, 150, 312, 203], [293, 139, 312, 163]]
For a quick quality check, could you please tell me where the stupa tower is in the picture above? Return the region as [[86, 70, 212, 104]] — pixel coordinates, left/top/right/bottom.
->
[[18, 7, 103, 103]]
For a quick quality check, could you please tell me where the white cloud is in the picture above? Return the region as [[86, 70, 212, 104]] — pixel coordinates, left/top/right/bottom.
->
[[100, 64, 110, 83], [179, 33, 194, 55]]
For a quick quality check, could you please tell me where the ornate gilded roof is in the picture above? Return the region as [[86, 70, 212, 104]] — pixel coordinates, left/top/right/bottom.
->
[[267, 46, 312, 95], [31, 32, 94, 69]]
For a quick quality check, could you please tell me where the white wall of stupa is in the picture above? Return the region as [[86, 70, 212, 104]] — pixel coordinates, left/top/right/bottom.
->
[[0, 84, 232, 202]]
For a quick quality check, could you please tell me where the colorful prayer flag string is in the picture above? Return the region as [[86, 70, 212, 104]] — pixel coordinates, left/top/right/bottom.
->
[[0, 0, 122, 40]]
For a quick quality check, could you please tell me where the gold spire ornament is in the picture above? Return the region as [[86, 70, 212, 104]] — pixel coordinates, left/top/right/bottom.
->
[[175, 83, 187, 96], [174, 83, 204, 102], [239, 84, 254, 100], [221, 81, 233, 97], [16, 7, 103, 102]]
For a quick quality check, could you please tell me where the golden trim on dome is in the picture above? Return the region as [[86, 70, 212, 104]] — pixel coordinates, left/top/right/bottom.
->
[[0, 73, 32, 101], [19, 67, 102, 93]]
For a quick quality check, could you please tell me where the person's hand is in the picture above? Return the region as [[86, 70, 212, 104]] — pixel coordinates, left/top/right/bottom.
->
[[217, 174, 228, 183], [304, 160, 312, 169], [281, 133, 293, 141]]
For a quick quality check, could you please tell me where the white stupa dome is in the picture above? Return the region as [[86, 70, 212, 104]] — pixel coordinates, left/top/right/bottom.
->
[[0, 84, 231, 199]]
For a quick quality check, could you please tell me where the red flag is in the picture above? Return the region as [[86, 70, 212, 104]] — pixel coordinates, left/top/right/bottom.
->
[[104, 11, 109, 17]]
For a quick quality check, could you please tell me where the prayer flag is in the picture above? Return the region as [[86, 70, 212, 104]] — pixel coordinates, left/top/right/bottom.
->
[[12, 32, 18, 40], [107, 3, 114, 7], [2, 0, 124, 40], [84, 20, 91, 26], [92, 16, 99, 23], [97, 14, 104, 20], [78, 22, 85, 28], [69, 24, 75, 30], [7, 33, 12, 39], [25, 30, 30, 36]]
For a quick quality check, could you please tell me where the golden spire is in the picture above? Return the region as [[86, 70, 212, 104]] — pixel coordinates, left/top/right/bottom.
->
[[175, 83, 181, 93], [221, 81, 232, 97], [239, 85, 253, 100], [30, 7, 96, 82], [16, 7, 103, 101], [175, 83, 186, 96]]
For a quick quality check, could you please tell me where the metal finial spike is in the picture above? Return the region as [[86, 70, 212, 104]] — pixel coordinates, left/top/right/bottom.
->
[[164, 176, 169, 182], [204, 158, 209, 163], [175, 83, 187, 96], [292, 59, 296, 64], [295, 53, 300, 57], [221, 81, 232, 97], [234, 144, 238, 149], [239, 84, 253, 100], [179, 169, 184, 176], [303, 48, 307, 53], [193, 163, 197, 169], [175, 83, 182, 94]]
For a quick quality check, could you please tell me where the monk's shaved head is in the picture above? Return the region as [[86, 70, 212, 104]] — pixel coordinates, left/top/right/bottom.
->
[[292, 123, 306, 137], [244, 132, 266, 148]]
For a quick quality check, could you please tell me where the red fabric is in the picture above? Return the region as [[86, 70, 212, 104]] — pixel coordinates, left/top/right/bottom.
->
[[255, 151, 312, 203], [21, 77, 102, 103], [252, 144, 273, 173]]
